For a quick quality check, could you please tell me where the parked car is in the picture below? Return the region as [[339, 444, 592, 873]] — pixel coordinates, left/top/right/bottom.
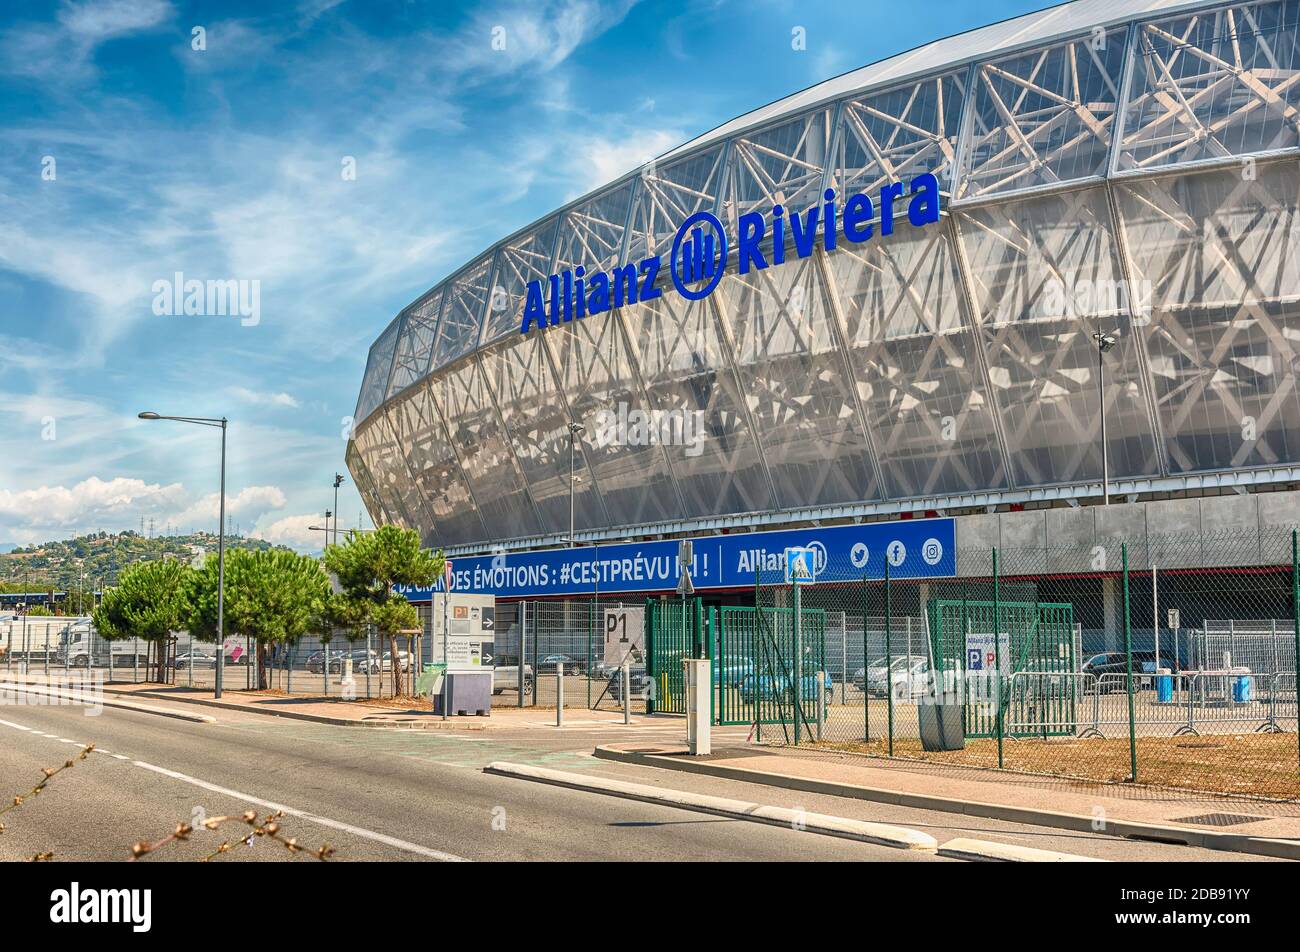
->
[[305, 648, 372, 674], [1083, 651, 1183, 691], [173, 650, 216, 669], [538, 653, 586, 676], [607, 665, 652, 701], [739, 670, 834, 704], [862, 655, 929, 698], [378, 649, 412, 673], [492, 660, 535, 695]]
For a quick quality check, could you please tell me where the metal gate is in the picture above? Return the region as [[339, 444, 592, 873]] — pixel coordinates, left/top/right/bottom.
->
[[645, 598, 707, 714], [927, 599, 1077, 738], [714, 605, 826, 727]]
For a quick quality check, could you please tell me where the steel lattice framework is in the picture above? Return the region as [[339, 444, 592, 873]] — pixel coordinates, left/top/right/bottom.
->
[[349, 0, 1300, 552]]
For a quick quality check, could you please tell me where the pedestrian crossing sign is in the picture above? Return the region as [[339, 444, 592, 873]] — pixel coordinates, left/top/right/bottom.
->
[[784, 547, 816, 584]]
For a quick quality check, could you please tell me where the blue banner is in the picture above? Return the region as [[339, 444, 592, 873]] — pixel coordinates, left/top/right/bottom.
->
[[399, 518, 955, 600]]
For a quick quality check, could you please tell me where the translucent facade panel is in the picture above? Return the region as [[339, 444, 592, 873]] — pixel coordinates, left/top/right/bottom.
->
[[479, 333, 607, 536], [345, 440, 387, 529], [552, 181, 636, 276], [381, 396, 442, 548], [352, 413, 415, 530], [546, 311, 682, 527], [387, 288, 443, 398], [1119, 0, 1300, 171], [392, 380, 485, 545], [957, 29, 1127, 199], [956, 186, 1160, 486], [432, 358, 541, 541], [715, 255, 879, 508], [724, 107, 833, 230], [625, 144, 726, 262], [430, 255, 493, 371], [835, 70, 967, 198], [1115, 159, 1300, 472], [480, 217, 560, 346], [828, 222, 1008, 497], [354, 317, 401, 424], [625, 293, 774, 518]]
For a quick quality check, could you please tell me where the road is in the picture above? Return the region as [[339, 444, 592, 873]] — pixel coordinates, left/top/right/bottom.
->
[[0, 699, 1280, 862]]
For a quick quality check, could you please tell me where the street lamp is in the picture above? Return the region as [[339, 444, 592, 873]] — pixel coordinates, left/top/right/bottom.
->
[[332, 474, 345, 547], [309, 521, 331, 551], [139, 410, 228, 697], [1092, 332, 1118, 506], [567, 422, 585, 546]]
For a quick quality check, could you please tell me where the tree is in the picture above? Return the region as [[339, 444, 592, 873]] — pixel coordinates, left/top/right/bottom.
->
[[186, 549, 332, 690], [324, 525, 442, 696], [92, 559, 190, 681]]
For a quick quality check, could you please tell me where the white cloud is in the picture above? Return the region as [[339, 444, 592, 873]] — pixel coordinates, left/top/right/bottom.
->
[[0, 477, 288, 544], [0, 476, 186, 530], [573, 128, 684, 194], [252, 512, 329, 551], [170, 485, 288, 528], [229, 386, 300, 409], [0, 0, 172, 83]]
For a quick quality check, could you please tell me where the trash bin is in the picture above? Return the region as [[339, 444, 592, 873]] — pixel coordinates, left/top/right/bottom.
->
[[918, 700, 965, 751], [1156, 668, 1173, 703], [435, 670, 492, 716], [1231, 667, 1252, 703]]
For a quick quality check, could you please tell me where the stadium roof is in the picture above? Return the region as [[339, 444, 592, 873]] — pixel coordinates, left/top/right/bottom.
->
[[662, 0, 1216, 163]]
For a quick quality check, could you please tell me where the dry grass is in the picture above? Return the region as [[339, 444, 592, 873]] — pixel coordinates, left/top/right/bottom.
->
[[817, 731, 1300, 800]]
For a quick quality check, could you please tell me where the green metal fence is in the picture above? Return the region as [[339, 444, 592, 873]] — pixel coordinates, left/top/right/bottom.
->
[[747, 527, 1300, 802], [715, 605, 827, 728]]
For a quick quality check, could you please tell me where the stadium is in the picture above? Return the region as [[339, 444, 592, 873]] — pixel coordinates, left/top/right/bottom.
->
[[346, 0, 1300, 594]]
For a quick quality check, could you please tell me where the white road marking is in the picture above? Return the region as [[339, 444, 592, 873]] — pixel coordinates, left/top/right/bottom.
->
[[0, 712, 469, 862], [131, 760, 470, 862]]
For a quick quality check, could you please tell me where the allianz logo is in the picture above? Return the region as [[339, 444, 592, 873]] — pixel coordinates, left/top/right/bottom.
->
[[737, 541, 828, 574], [591, 402, 705, 457], [50, 882, 151, 932]]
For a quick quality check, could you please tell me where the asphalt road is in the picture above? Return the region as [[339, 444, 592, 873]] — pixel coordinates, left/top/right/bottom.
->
[[0, 700, 1281, 862]]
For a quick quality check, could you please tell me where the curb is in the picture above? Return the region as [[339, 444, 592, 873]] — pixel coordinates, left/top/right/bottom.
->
[[936, 837, 1106, 862], [97, 687, 488, 729], [483, 761, 938, 851], [592, 745, 1300, 861], [1, 682, 214, 724]]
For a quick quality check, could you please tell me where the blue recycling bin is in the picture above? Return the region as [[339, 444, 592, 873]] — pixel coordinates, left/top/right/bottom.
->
[[1156, 672, 1173, 703], [1232, 670, 1252, 703]]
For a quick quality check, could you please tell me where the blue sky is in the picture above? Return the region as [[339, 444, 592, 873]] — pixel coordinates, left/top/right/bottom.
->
[[0, 0, 1047, 551]]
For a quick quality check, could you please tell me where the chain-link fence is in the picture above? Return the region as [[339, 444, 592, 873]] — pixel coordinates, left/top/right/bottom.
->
[[1, 596, 651, 714], [751, 527, 1300, 801]]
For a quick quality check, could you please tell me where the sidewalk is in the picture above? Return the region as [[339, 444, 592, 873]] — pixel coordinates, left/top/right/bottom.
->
[[594, 742, 1300, 860], [91, 681, 675, 732]]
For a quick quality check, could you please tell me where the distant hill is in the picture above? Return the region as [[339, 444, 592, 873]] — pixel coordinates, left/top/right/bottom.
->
[[0, 530, 292, 593]]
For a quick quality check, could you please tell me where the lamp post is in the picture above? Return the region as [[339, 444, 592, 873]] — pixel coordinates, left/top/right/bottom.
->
[[332, 474, 344, 547], [309, 524, 331, 552], [567, 422, 585, 546], [1092, 332, 1117, 506], [139, 411, 228, 698]]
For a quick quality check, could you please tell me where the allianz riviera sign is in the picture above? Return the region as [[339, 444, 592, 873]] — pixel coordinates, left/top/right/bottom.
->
[[519, 171, 942, 334]]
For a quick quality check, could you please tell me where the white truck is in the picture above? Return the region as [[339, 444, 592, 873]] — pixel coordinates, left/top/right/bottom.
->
[[58, 621, 150, 668], [1, 616, 81, 664]]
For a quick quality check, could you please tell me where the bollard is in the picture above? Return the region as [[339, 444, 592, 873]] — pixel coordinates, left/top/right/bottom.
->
[[556, 661, 564, 727], [816, 671, 825, 742], [622, 662, 631, 725]]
